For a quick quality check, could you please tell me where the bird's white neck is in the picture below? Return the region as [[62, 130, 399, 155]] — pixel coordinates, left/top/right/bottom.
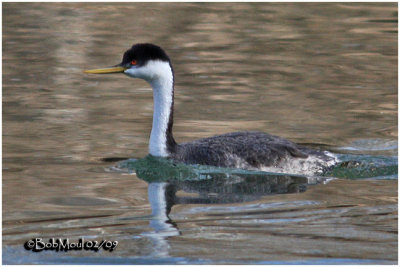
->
[[145, 61, 176, 157]]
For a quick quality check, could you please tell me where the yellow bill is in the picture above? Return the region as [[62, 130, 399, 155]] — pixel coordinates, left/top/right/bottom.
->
[[84, 66, 127, 74]]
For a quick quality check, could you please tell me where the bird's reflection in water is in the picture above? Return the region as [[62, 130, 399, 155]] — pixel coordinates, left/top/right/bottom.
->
[[141, 182, 180, 258], [138, 169, 331, 258]]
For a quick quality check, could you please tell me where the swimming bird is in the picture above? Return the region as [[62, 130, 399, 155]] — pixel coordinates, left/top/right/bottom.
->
[[85, 43, 337, 175]]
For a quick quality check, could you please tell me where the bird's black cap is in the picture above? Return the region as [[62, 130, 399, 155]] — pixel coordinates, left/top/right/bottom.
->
[[120, 43, 171, 66]]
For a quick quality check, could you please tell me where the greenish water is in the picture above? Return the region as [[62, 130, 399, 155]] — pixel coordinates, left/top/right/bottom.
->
[[3, 2, 397, 265], [115, 151, 397, 215], [327, 154, 397, 179], [118, 151, 398, 182]]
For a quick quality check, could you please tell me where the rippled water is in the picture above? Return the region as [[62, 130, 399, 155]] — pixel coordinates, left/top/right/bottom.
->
[[3, 2, 398, 264]]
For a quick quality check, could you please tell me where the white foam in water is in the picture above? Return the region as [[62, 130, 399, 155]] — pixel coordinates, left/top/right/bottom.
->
[[258, 151, 339, 176], [221, 151, 339, 176]]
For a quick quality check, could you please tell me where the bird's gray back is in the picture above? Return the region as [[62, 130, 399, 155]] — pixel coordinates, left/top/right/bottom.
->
[[171, 131, 321, 169]]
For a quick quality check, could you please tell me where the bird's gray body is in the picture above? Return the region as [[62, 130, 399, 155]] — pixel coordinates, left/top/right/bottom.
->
[[171, 131, 333, 172]]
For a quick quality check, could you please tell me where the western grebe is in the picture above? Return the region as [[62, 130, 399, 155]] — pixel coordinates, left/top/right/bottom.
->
[[85, 43, 337, 175]]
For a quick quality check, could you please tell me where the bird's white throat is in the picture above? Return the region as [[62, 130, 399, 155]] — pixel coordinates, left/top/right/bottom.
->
[[126, 60, 174, 157]]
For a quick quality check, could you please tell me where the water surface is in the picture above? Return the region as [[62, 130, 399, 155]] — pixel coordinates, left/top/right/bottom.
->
[[3, 2, 398, 264]]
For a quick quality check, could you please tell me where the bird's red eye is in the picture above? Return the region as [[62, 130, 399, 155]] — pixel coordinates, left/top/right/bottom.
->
[[131, 60, 137, 65]]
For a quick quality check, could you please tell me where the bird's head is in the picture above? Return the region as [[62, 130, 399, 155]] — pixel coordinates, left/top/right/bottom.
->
[[85, 43, 173, 83]]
